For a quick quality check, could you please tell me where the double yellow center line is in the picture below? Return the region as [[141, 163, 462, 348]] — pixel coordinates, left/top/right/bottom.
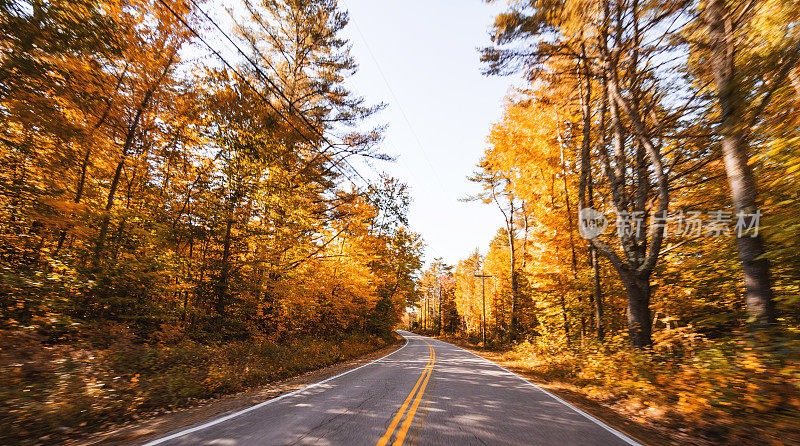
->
[[376, 339, 435, 446]]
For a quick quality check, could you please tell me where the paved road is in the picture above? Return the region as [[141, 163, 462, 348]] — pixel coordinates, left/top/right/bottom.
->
[[143, 331, 641, 446]]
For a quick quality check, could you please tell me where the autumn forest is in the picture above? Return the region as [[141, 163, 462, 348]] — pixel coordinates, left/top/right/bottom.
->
[[2, 0, 800, 444]]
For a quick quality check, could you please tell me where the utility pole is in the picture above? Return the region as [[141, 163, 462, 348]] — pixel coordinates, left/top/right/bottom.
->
[[437, 281, 442, 335], [423, 293, 427, 331], [474, 272, 492, 345]]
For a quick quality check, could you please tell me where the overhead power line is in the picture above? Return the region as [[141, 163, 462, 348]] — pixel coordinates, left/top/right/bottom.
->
[[340, 1, 448, 262], [157, 0, 371, 187], [340, 0, 449, 196]]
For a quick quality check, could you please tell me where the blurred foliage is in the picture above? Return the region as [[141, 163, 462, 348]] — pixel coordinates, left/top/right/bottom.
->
[[490, 330, 800, 445], [0, 325, 390, 444], [0, 0, 422, 443], [436, 0, 800, 442]]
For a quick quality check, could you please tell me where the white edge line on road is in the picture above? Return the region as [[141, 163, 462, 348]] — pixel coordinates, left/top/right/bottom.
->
[[141, 335, 410, 446], [426, 335, 644, 446]]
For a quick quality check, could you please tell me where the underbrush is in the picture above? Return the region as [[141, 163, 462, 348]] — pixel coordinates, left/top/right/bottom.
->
[[486, 330, 800, 445], [0, 325, 391, 445]]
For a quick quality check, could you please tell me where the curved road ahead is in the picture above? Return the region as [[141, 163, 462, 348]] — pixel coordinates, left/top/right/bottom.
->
[[143, 332, 641, 446]]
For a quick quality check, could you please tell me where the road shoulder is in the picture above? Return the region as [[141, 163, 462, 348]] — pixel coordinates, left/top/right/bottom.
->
[[67, 335, 406, 446], [431, 336, 685, 446]]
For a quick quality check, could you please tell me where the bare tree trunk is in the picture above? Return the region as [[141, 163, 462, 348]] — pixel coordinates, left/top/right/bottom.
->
[[705, 0, 776, 327]]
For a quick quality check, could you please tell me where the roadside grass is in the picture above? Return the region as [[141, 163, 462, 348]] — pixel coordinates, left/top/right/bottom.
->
[[436, 330, 800, 446], [0, 325, 392, 445]]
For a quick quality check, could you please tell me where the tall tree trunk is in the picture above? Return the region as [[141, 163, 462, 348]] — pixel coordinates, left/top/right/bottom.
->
[[93, 89, 154, 267], [590, 245, 605, 340], [56, 147, 91, 253], [56, 64, 128, 254], [183, 225, 194, 322], [588, 178, 605, 340], [576, 45, 594, 343], [216, 205, 234, 317], [507, 190, 518, 341], [555, 115, 580, 279], [559, 286, 571, 347], [93, 156, 127, 268], [705, 0, 776, 327], [93, 54, 173, 268], [602, 0, 667, 347], [622, 270, 651, 347]]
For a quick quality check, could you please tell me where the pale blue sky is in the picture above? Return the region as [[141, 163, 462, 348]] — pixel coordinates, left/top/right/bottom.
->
[[339, 0, 520, 266]]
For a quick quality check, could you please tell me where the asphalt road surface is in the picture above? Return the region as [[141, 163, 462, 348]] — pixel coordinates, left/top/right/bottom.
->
[[142, 331, 641, 446]]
